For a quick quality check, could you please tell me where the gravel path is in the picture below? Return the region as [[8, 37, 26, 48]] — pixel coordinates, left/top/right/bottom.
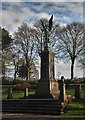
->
[[1, 113, 51, 120]]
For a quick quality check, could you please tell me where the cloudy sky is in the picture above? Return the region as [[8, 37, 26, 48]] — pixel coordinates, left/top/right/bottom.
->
[[1, 2, 83, 33], [1, 1, 84, 78], [1, 0, 85, 2]]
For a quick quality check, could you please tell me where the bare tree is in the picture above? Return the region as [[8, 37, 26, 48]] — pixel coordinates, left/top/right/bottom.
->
[[55, 22, 84, 79], [78, 22, 85, 70], [14, 23, 37, 81], [12, 51, 20, 81], [18, 59, 39, 80], [78, 44, 85, 69]]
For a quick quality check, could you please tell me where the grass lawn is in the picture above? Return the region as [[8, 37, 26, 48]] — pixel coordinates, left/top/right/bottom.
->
[[2, 84, 85, 99], [66, 85, 75, 96], [66, 84, 85, 97], [2, 88, 35, 99], [64, 99, 85, 115], [48, 99, 85, 120]]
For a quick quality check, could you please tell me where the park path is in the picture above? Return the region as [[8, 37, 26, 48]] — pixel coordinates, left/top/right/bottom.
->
[[1, 113, 51, 120]]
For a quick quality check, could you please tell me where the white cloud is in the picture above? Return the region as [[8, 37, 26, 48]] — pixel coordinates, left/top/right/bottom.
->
[[29, 0, 63, 2], [1, 0, 20, 1], [1, 2, 83, 33], [2, 0, 84, 2], [55, 60, 70, 78], [24, 0, 84, 2], [2, 4, 35, 34], [67, 0, 83, 1], [1, 2, 83, 34], [66, 3, 83, 15], [0, 10, 2, 26], [55, 60, 83, 79], [36, 12, 50, 19]]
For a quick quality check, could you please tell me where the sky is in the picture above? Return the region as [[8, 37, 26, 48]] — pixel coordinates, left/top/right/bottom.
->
[[0, 1, 84, 78], [1, 0, 85, 2]]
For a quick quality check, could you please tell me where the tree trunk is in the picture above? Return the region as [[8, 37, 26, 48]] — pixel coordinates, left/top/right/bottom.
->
[[25, 58, 31, 81], [26, 65, 28, 81], [14, 70, 17, 81], [71, 59, 75, 80], [25, 54, 28, 81], [28, 66, 31, 81], [14, 62, 18, 81], [2, 60, 5, 81]]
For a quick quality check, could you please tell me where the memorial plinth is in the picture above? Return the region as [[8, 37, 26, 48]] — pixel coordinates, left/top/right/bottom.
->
[[35, 48, 58, 98]]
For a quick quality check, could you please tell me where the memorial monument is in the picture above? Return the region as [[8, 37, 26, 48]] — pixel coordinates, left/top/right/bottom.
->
[[2, 15, 69, 115], [35, 15, 60, 99]]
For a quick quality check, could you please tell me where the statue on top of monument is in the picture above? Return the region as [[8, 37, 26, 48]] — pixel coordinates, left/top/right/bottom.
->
[[49, 15, 53, 32], [40, 15, 53, 50]]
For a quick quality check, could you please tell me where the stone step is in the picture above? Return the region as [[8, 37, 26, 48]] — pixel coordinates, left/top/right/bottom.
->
[[2, 102, 65, 109], [3, 104, 64, 112], [2, 108, 64, 115], [2, 107, 63, 112], [2, 102, 65, 107], [2, 105, 65, 109], [2, 99, 64, 105], [2, 99, 65, 115], [2, 99, 60, 103], [2, 105, 64, 110]]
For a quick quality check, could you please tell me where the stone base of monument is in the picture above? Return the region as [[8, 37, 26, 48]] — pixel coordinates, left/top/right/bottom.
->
[[23, 79, 60, 99], [35, 80, 53, 98], [16, 82, 67, 115]]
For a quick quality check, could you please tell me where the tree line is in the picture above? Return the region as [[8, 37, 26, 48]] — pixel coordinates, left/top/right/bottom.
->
[[1, 18, 84, 82]]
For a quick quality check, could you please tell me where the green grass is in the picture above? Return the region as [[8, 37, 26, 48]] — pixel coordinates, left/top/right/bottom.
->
[[64, 101, 85, 116], [48, 99, 85, 120], [66, 84, 85, 97], [2, 88, 9, 100], [2, 84, 85, 99], [2, 88, 24, 99], [81, 85, 85, 97], [49, 116, 85, 120], [2, 88, 35, 99], [66, 85, 75, 96]]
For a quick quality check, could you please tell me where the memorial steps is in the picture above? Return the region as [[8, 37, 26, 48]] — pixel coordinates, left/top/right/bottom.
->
[[2, 99, 66, 115]]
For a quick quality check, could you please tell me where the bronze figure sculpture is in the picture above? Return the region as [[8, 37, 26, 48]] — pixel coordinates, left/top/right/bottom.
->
[[40, 15, 53, 50]]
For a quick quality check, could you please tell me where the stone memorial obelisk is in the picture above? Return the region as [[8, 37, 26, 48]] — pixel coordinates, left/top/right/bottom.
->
[[35, 15, 56, 98]]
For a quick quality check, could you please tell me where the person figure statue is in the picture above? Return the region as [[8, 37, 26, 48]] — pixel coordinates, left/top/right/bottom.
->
[[40, 15, 53, 50]]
